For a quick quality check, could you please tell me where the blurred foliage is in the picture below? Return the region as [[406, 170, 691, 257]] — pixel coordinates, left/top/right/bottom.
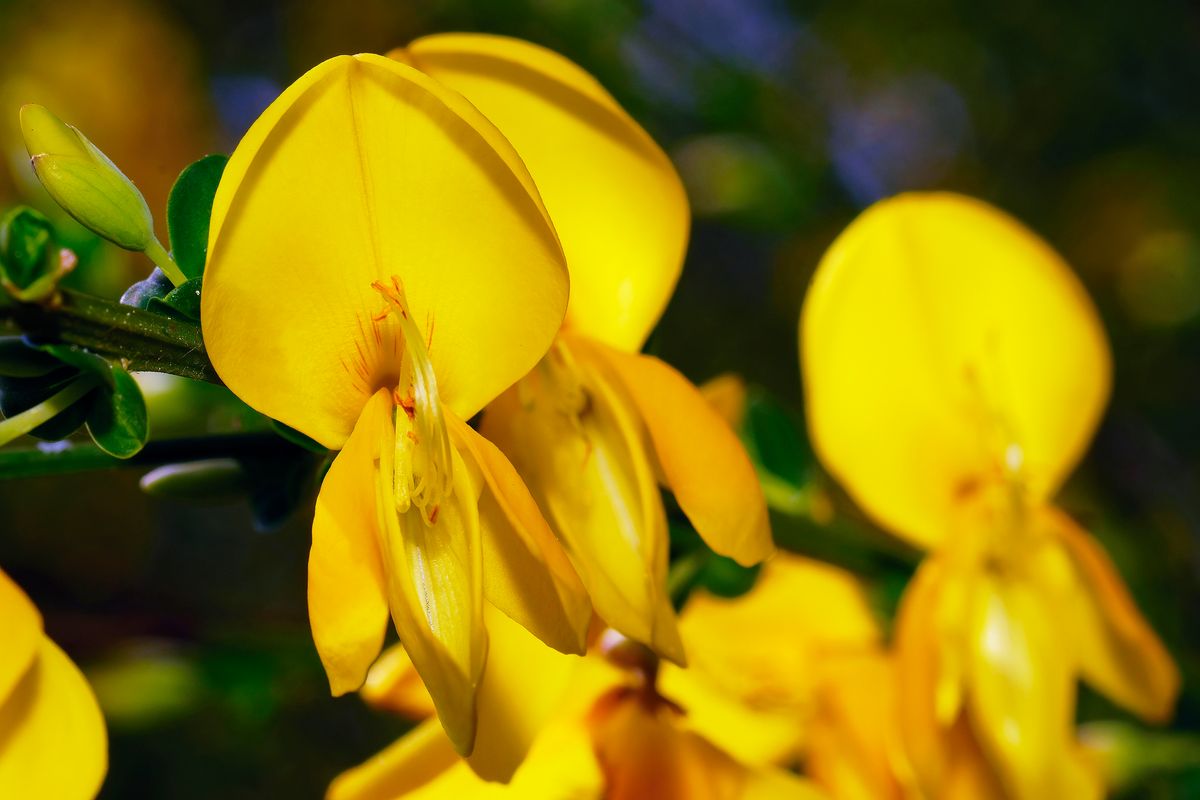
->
[[0, 0, 1198, 796]]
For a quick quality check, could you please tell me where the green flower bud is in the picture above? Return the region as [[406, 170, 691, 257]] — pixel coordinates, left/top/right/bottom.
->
[[20, 104, 155, 251], [0, 206, 76, 302]]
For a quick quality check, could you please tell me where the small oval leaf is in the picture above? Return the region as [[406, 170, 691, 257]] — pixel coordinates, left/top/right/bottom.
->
[[147, 277, 202, 322], [85, 364, 147, 458], [167, 154, 227, 279]]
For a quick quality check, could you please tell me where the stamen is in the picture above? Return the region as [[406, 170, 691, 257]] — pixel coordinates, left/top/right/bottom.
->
[[372, 276, 453, 526]]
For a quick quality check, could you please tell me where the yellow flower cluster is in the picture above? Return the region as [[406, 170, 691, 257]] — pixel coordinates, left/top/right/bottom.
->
[[1, 32, 1179, 800]]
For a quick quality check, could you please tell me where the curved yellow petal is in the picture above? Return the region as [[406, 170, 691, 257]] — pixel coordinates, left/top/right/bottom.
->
[[801, 192, 1111, 547], [403, 34, 689, 352], [480, 342, 684, 663], [578, 337, 772, 566], [309, 389, 391, 696], [448, 413, 591, 657], [379, 424, 487, 755], [0, 637, 107, 800], [327, 717, 460, 800], [360, 644, 436, 720], [893, 558, 955, 796], [1051, 511, 1180, 722], [966, 573, 1076, 800], [0, 569, 41, 705], [203, 53, 567, 448]]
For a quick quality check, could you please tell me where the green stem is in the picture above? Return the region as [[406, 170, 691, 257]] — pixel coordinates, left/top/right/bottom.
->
[[760, 472, 809, 515], [144, 236, 188, 287], [0, 376, 98, 446], [0, 288, 218, 382]]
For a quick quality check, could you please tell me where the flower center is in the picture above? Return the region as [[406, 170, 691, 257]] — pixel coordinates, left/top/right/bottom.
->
[[372, 276, 452, 526]]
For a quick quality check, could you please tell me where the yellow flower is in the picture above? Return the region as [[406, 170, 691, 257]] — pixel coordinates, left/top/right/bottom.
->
[[328, 608, 825, 800], [0, 567, 106, 798], [800, 192, 1180, 798], [658, 552, 881, 769], [339, 552, 890, 798], [388, 34, 773, 664], [200, 53, 591, 756]]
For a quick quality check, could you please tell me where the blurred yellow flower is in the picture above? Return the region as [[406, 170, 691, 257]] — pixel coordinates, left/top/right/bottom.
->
[[658, 552, 881, 769], [201, 53, 591, 755], [0, 567, 106, 798], [389, 34, 773, 664], [340, 552, 900, 798], [801, 192, 1180, 798], [329, 607, 825, 800]]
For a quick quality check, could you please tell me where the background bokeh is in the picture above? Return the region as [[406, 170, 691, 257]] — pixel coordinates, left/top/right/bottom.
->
[[1, 0, 1198, 796]]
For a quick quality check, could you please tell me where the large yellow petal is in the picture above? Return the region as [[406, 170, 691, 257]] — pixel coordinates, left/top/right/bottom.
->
[[481, 342, 685, 663], [402, 34, 689, 352], [576, 336, 773, 566], [0, 568, 41, 705], [801, 192, 1111, 547], [447, 413, 591, 657], [309, 389, 391, 696], [1051, 510, 1179, 722], [377, 419, 487, 755], [203, 53, 567, 448], [0, 637, 107, 800], [965, 572, 1076, 800]]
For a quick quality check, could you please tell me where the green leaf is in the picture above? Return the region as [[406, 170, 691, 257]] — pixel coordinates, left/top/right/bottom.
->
[[0, 206, 73, 301], [0, 207, 55, 288], [38, 345, 148, 457], [697, 554, 761, 598], [743, 389, 809, 488], [0, 337, 62, 377], [147, 277, 202, 322], [166, 155, 227, 279], [85, 363, 147, 458]]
